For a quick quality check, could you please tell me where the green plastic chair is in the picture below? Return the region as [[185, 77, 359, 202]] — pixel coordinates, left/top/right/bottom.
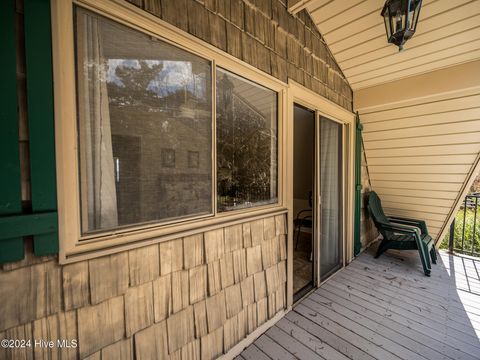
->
[[367, 191, 437, 276]]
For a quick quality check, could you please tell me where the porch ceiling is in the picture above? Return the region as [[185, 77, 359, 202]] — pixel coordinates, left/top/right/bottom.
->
[[290, 0, 480, 90]]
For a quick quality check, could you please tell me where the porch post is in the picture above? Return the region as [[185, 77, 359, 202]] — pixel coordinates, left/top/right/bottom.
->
[[354, 112, 363, 256], [448, 218, 455, 252]]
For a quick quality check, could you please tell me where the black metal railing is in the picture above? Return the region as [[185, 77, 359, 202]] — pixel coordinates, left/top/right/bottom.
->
[[449, 194, 480, 257]]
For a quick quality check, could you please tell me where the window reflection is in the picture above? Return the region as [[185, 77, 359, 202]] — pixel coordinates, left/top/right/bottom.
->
[[75, 7, 212, 233], [216, 68, 278, 211]]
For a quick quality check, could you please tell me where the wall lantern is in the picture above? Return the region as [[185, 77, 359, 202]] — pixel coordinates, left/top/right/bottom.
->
[[381, 0, 422, 52]]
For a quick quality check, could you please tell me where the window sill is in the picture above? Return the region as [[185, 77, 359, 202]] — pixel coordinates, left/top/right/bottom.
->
[[60, 204, 288, 264]]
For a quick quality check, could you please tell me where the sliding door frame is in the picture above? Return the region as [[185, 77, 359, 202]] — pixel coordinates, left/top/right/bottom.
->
[[286, 80, 355, 308], [317, 113, 345, 282]]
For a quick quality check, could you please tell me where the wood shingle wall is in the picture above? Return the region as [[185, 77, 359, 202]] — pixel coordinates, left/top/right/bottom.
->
[[125, 0, 353, 111], [0, 215, 287, 359], [0, 1, 354, 359]]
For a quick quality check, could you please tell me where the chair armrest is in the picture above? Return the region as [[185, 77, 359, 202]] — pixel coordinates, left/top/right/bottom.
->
[[379, 221, 425, 252], [378, 221, 421, 238], [388, 216, 429, 235], [295, 209, 312, 220], [295, 215, 312, 222]]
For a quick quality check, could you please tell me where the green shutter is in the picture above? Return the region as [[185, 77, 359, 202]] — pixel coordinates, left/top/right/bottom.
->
[[24, 0, 58, 256], [354, 112, 363, 256], [0, 0, 58, 263], [0, 0, 24, 263]]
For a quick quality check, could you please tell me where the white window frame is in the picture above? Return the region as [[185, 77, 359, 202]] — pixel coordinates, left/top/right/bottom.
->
[[52, 0, 287, 263]]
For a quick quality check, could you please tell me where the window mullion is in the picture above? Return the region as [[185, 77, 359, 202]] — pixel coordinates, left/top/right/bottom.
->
[[212, 60, 217, 216]]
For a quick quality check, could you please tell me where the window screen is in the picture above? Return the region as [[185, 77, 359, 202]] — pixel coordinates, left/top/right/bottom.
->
[[216, 68, 278, 212], [75, 7, 213, 233]]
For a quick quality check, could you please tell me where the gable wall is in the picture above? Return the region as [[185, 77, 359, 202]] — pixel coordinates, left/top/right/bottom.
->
[[355, 61, 480, 244]]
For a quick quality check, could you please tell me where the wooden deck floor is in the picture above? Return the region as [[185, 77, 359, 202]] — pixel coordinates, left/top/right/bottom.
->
[[238, 246, 480, 360]]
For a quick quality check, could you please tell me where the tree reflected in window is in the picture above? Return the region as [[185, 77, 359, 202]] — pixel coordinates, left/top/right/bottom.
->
[[75, 7, 212, 233], [216, 69, 278, 211]]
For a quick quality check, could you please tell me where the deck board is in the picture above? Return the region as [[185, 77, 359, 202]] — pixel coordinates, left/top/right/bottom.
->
[[241, 344, 270, 360], [312, 288, 447, 360], [285, 311, 376, 360], [240, 247, 480, 360], [275, 318, 349, 360], [307, 293, 433, 360], [255, 334, 297, 360], [332, 270, 480, 343], [265, 326, 323, 360]]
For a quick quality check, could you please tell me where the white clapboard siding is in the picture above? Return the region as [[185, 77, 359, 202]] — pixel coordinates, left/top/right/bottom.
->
[[321, 0, 445, 45], [359, 89, 480, 243], [366, 143, 480, 158], [364, 132, 480, 150], [337, 12, 480, 64], [361, 94, 480, 123], [371, 180, 463, 192], [309, 0, 366, 26], [317, 0, 384, 35], [349, 37, 480, 85], [364, 119, 480, 141], [375, 188, 458, 200], [376, 195, 454, 208], [369, 173, 466, 183], [362, 107, 480, 132], [367, 155, 478, 166], [369, 164, 471, 174], [352, 49, 480, 89], [327, 0, 466, 45], [304, 0, 480, 89], [381, 208, 449, 222], [346, 31, 480, 81], [381, 202, 451, 215]]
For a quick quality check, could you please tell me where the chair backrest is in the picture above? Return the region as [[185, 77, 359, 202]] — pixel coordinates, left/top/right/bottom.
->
[[367, 191, 392, 240]]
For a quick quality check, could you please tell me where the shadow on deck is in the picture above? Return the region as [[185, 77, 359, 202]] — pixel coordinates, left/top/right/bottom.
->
[[239, 245, 480, 360]]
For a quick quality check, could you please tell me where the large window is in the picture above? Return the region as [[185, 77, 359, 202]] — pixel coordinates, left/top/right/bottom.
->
[[74, 6, 279, 236], [75, 8, 212, 233], [216, 69, 278, 211]]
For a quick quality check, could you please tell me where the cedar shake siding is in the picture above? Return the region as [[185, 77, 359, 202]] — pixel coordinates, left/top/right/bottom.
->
[[0, 1, 354, 359], [127, 0, 353, 111], [0, 216, 287, 359]]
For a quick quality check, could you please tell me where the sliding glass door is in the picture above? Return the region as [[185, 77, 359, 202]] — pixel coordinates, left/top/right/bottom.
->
[[319, 116, 343, 280], [292, 104, 315, 300], [292, 106, 345, 295]]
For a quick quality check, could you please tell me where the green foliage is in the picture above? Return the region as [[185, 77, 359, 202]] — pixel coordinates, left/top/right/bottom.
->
[[115, 60, 164, 93], [441, 206, 480, 255]]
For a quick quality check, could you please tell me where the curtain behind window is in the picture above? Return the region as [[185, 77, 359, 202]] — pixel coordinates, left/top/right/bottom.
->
[[320, 117, 343, 279], [76, 10, 118, 230]]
